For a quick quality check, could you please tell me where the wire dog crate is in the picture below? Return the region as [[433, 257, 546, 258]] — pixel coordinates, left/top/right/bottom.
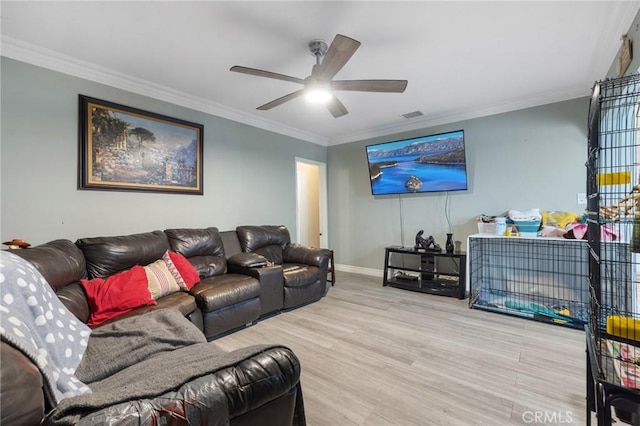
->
[[469, 235, 589, 329], [586, 73, 640, 425]]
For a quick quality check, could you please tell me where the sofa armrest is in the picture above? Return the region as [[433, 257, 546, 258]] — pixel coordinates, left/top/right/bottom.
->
[[54, 346, 302, 425], [283, 243, 330, 269], [228, 252, 269, 268], [1, 342, 45, 426], [227, 263, 282, 280], [56, 282, 91, 324], [227, 264, 284, 315], [214, 345, 301, 418]]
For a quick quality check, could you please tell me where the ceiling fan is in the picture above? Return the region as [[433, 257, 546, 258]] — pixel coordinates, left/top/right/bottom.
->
[[230, 34, 408, 118]]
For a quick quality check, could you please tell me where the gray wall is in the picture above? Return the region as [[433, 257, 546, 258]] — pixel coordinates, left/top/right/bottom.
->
[[1, 58, 327, 244], [329, 7, 640, 273], [327, 97, 589, 272]]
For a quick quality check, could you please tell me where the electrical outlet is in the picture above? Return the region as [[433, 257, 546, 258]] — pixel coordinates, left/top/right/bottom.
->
[[577, 192, 587, 205]]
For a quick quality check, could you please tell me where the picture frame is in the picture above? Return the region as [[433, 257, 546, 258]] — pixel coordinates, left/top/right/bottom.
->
[[79, 95, 204, 195]]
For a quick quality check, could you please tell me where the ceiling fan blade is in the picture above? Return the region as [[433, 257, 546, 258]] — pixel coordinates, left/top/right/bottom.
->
[[315, 34, 361, 81], [230, 66, 304, 85], [326, 96, 348, 118], [331, 79, 408, 93], [257, 89, 305, 111]]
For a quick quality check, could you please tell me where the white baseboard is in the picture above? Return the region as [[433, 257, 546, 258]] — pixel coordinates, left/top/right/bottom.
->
[[334, 263, 383, 278]]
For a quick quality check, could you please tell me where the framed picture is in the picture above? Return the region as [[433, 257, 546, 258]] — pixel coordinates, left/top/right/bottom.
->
[[79, 95, 203, 195]]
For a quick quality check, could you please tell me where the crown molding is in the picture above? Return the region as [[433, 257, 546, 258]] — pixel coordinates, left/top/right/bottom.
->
[[328, 87, 589, 146], [1, 36, 329, 146], [3, 0, 638, 150]]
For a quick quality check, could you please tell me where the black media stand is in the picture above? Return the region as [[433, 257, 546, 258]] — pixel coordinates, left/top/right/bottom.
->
[[383, 246, 466, 299]]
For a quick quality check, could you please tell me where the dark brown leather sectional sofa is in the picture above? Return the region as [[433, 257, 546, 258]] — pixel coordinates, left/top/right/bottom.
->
[[0, 225, 331, 425]]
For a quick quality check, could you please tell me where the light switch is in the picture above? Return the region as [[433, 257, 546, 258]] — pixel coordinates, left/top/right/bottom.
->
[[577, 193, 587, 205]]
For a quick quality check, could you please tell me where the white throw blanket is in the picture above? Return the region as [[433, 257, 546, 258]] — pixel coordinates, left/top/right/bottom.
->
[[0, 251, 92, 405], [508, 208, 542, 222]]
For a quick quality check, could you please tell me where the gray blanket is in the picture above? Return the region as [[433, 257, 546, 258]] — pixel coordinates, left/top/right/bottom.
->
[[43, 309, 291, 426], [76, 309, 207, 383]]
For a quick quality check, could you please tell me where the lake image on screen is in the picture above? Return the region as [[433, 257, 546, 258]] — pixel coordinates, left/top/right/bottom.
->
[[367, 131, 467, 195]]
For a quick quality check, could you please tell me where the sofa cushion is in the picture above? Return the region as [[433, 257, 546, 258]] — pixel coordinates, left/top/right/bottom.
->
[[190, 274, 260, 312], [142, 291, 197, 317], [283, 243, 330, 268], [220, 230, 242, 257], [282, 264, 321, 288], [253, 246, 284, 265], [12, 239, 87, 291], [11, 240, 91, 323], [81, 266, 156, 327], [76, 231, 170, 279], [164, 251, 200, 290], [55, 283, 91, 324], [164, 227, 225, 258], [165, 228, 228, 279], [188, 255, 227, 278], [100, 292, 198, 324], [236, 225, 291, 251], [236, 225, 292, 265], [143, 259, 181, 299]]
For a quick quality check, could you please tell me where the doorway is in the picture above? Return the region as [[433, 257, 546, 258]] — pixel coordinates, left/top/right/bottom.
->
[[295, 158, 328, 249]]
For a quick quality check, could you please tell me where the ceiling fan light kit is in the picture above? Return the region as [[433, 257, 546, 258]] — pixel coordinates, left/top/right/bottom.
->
[[304, 80, 332, 103], [230, 34, 407, 118], [305, 88, 332, 104]]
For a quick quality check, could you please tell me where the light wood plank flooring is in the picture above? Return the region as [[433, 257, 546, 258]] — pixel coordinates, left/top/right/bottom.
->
[[215, 272, 588, 425]]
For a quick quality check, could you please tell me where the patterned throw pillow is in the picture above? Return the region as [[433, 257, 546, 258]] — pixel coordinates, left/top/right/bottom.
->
[[162, 250, 200, 291], [143, 259, 181, 299]]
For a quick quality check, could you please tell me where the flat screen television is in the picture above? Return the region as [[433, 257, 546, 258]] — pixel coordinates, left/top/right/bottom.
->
[[366, 129, 468, 196]]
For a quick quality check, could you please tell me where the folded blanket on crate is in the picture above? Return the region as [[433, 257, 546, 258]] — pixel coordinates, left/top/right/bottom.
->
[[0, 251, 93, 405], [508, 208, 542, 222]]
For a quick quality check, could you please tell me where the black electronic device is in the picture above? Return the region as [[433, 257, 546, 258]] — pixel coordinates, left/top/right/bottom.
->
[[394, 273, 418, 283]]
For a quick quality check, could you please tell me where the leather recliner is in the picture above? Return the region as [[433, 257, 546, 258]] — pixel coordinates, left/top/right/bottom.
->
[[235, 225, 331, 309], [164, 227, 261, 338]]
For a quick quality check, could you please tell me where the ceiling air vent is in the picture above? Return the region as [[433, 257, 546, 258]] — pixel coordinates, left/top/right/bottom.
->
[[401, 110, 424, 119]]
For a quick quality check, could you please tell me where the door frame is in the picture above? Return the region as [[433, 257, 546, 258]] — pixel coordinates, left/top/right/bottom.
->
[[295, 157, 328, 249]]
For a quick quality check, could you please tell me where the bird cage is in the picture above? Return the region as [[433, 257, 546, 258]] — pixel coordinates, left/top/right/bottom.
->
[[586, 73, 640, 425]]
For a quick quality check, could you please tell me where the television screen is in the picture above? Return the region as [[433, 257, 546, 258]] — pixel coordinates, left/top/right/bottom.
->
[[366, 129, 468, 196]]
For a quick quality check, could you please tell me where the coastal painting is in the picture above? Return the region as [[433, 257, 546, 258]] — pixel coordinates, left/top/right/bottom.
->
[[366, 130, 468, 196], [79, 96, 203, 194]]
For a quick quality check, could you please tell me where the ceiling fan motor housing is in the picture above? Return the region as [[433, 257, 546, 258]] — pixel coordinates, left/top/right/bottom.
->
[[308, 39, 328, 60]]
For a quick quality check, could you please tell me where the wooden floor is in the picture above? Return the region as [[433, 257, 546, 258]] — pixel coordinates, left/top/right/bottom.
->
[[215, 272, 589, 425]]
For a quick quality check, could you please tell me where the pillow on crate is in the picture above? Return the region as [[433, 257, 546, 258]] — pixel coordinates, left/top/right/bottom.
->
[[81, 265, 156, 327], [162, 250, 200, 290], [143, 258, 182, 299]]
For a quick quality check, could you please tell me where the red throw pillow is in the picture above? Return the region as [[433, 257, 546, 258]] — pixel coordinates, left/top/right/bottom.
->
[[81, 265, 156, 327], [166, 251, 200, 290]]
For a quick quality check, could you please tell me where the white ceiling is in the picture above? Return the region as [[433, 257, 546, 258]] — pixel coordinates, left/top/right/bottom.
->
[[2, 1, 639, 146]]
